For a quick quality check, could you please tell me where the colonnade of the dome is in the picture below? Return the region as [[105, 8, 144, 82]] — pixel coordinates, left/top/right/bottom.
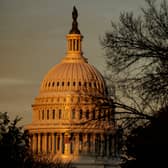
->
[[67, 34, 82, 53], [30, 132, 117, 158]]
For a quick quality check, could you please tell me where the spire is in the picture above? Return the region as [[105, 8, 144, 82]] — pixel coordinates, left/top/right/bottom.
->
[[69, 6, 80, 34], [62, 6, 88, 63]]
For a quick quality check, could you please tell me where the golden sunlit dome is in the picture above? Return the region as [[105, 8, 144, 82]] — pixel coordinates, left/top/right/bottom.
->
[[38, 6, 107, 97], [26, 7, 117, 168], [40, 57, 107, 96]]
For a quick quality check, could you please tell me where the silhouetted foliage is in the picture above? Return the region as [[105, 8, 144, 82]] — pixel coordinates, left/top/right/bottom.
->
[[121, 106, 168, 168], [0, 112, 72, 168], [102, 0, 168, 108], [101, 0, 168, 156], [0, 112, 29, 167]]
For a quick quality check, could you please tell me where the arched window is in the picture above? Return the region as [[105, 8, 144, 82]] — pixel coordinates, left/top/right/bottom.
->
[[72, 109, 75, 119], [79, 109, 82, 119], [67, 82, 70, 86], [62, 82, 64, 86], [52, 82, 55, 87], [59, 109, 62, 119], [42, 110, 44, 120], [73, 82, 75, 86], [47, 110, 49, 120], [86, 110, 89, 119], [57, 82, 59, 86], [53, 109, 55, 119], [79, 81, 81, 86], [92, 110, 95, 120]]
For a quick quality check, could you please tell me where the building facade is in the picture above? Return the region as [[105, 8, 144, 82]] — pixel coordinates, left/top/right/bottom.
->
[[26, 6, 119, 168]]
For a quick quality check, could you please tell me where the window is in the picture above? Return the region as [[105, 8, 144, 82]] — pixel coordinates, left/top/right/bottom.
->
[[42, 110, 44, 120], [67, 82, 70, 86], [92, 110, 95, 120], [79, 109, 82, 119], [79, 81, 81, 86], [62, 82, 64, 86], [52, 82, 55, 87], [59, 109, 62, 119], [86, 110, 89, 119], [73, 82, 75, 86], [57, 82, 59, 86], [47, 110, 49, 120], [53, 110, 55, 119], [72, 109, 75, 119]]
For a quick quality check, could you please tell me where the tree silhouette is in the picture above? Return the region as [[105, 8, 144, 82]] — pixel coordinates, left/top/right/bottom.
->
[[121, 106, 168, 168], [0, 112, 72, 168], [101, 0, 168, 108], [0, 112, 29, 167]]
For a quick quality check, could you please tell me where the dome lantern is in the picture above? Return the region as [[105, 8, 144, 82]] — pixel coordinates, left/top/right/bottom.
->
[[63, 6, 87, 63]]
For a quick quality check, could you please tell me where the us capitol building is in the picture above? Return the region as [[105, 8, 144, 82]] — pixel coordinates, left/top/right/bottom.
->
[[26, 6, 120, 168]]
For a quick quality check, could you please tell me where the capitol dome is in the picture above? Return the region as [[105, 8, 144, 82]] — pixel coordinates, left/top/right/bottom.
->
[[40, 54, 107, 97], [26, 6, 117, 167]]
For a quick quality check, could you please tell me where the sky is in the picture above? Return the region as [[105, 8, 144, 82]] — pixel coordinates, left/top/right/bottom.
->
[[0, 0, 149, 125]]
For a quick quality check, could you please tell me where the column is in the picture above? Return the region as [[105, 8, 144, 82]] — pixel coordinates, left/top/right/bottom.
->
[[43, 133, 47, 154], [83, 133, 88, 154], [106, 134, 110, 157], [91, 134, 96, 155], [100, 134, 104, 157], [79, 39, 81, 51], [60, 133, 63, 154], [48, 133, 52, 153], [68, 39, 70, 51], [51, 133, 55, 154], [64, 132, 70, 155], [32, 134, 37, 153], [111, 135, 115, 157], [79, 133, 83, 154], [55, 134, 58, 154], [38, 133, 41, 153], [74, 133, 79, 155], [88, 134, 91, 153]]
